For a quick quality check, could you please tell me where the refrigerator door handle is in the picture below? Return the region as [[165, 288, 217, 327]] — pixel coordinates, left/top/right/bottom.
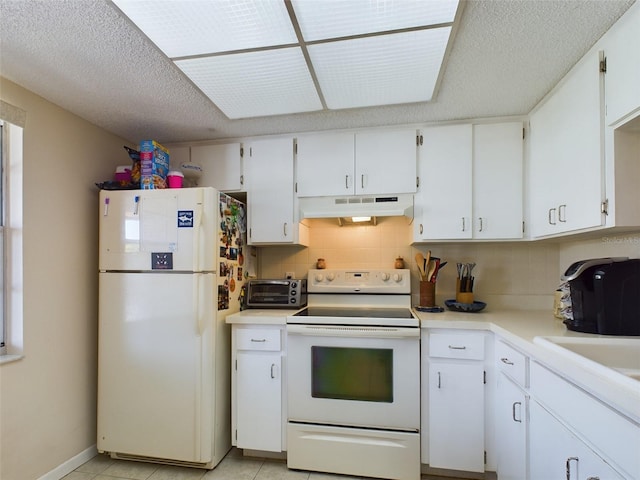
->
[[195, 275, 205, 337], [192, 189, 204, 272]]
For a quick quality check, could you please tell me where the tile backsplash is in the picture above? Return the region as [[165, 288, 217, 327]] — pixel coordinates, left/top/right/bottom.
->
[[258, 217, 565, 310]]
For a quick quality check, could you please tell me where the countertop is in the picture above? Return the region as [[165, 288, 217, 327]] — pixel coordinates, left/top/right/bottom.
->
[[227, 306, 640, 423]]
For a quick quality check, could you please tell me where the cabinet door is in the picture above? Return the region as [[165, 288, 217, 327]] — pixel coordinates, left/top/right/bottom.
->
[[496, 373, 528, 480], [473, 122, 523, 239], [529, 400, 624, 480], [245, 137, 295, 244], [236, 352, 282, 452], [603, 4, 640, 125], [418, 124, 472, 239], [296, 132, 355, 197], [355, 129, 418, 195], [428, 361, 485, 472], [528, 52, 604, 238], [192, 143, 243, 191]]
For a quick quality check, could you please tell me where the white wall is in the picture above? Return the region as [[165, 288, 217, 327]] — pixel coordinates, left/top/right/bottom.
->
[[0, 78, 130, 480]]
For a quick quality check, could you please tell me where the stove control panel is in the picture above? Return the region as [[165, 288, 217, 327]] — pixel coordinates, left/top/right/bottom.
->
[[308, 269, 410, 294]]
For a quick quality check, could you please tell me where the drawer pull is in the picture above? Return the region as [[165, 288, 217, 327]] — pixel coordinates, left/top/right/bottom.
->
[[512, 401, 522, 423], [271, 363, 277, 379], [437, 371, 442, 389], [501, 357, 514, 365], [448, 345, 467, 350], [566, 456, 578, 480], [251, 338, 267, 343]]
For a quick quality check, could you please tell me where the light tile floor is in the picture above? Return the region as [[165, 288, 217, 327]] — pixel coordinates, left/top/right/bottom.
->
[[65, 448, 466, 480]]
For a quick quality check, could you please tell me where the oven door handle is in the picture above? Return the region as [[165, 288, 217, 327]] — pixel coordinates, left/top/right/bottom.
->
[[286, 324, 419, 338]]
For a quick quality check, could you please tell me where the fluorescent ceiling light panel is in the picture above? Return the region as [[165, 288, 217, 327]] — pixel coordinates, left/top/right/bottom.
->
[[176, 47, 322, 119], [292, 0, 459, 41], [112, 0, 297, 58], [309, 28, 451, 109]]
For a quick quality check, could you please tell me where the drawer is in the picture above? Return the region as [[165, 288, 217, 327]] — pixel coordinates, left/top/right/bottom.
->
[[429, 332, 485, 360], [495, 339, 528, 387], [236, 327, 281, 351]]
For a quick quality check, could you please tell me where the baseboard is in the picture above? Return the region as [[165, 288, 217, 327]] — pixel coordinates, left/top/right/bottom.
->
[[37, 444, 97, 480]]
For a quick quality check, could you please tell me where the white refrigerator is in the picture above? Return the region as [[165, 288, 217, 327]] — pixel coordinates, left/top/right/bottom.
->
[[97, 187, 247, 468]]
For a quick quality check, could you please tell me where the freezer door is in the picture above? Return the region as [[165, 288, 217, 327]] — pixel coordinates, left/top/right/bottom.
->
[[97, 272, 217, 463], [99, 188, 217, 272]]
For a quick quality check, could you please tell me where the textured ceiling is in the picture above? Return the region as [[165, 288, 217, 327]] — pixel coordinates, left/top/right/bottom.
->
[[0, 0, 635, 144]]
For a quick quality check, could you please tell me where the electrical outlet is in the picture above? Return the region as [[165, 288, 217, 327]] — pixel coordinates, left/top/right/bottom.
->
[[285, 271, 295, 279]]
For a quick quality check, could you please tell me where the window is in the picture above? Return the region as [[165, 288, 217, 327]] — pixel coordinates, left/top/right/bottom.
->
[[0, 121, 4, 355], [0, 103, 24, 361]]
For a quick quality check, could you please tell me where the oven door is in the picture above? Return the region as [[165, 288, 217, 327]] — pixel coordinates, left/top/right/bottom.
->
[[286, 324, 420, 431]]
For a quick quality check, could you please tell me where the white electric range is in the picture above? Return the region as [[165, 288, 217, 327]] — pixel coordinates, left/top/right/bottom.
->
[[286, 269, 420, 480]]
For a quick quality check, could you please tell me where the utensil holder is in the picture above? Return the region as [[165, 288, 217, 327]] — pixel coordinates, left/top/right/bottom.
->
[[456, 278, 474, 304], [420, 281, 436, 307]]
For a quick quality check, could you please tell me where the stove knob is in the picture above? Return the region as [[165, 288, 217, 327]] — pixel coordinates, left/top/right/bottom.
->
[[393, 273, 402, 282], [381, 272, 390, 281], [326, 273, 335, 281], [315, 273, 324, 282]]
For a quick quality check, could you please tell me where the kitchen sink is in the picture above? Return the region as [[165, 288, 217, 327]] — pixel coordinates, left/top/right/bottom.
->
[[534, 336, 640, 384]]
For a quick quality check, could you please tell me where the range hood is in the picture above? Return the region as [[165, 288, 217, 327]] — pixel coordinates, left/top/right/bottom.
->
[[299, 194, 414, 222]]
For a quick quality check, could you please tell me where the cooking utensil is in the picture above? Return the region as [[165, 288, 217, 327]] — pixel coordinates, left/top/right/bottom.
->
[[429, 257, 441, 283], [427, 259, 437, 283], [415, 253, 426, 280]]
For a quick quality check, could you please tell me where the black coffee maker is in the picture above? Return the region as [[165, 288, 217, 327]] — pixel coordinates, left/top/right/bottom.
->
[[561, 257, 640, 335]]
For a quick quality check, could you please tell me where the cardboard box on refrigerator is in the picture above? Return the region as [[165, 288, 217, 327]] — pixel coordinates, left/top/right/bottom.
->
[[139, 140, 170, 189]]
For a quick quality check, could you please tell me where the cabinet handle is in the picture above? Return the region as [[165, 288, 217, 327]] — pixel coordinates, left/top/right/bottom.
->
[[586, 477, 600, 480], [566, 456, 579, 480], [448, 345, 467, 350], [251, 338, 266, 343], [461, 217, 466, 231], [240, 174, 244, 185], [361, 174, 365, 189], [419, 224, 423, 234], [478, 217, 484, 232], [345, 175, 349, 189], [500, 357, 514, 365], [283, 223, 288, 237], [548, 207, 557, 225], [558, 204, 567, 223], [437, 371, 441, 389], [271, 363, 277, 379], [512, 401, 522, 423]]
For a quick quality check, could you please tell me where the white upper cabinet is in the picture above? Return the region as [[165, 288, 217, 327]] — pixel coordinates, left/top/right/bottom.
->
[[417, 124, 473, 240], [602, 2, 640, 126], [245, 137, 308, 246], [354, 129, 418, 195], [415, 122, 523, 241], [473, 122, 524, 240], [296, 128, 418, 197], [295, 132, 354, 197], [192, 143, 244, 191], [527, 51, 605, 238]]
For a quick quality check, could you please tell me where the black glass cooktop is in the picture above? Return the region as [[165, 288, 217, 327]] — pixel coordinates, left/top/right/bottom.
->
[[293, 307, 414, 319]]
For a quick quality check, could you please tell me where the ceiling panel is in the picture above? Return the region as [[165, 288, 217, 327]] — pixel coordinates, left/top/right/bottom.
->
[[176, 47, 322, 119], [292, 0, 459, 41], [309, 28, 452, 109], [112, 0, 298, 58]]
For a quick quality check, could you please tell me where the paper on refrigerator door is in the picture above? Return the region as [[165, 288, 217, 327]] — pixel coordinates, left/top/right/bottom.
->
[[140, 193, 178, 252]]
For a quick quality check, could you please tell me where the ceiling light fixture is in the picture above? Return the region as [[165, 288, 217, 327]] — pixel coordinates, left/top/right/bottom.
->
[[111, 0, 461, 119]]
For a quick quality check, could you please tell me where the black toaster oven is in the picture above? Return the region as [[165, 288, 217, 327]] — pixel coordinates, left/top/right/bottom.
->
[[246, 279, 307, 308]]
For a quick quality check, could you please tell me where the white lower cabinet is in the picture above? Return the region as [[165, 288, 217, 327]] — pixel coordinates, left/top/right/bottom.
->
[[495, 339, 529, 480], [529, 400, 623, 480], [423, 330, 488, 473], [232, 325, 285, 452], [496, 373, 528, 480]]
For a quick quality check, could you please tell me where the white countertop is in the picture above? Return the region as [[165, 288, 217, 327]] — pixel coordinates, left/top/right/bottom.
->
[[226, 308, 299, 325], [227, 306, 640, 423]]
